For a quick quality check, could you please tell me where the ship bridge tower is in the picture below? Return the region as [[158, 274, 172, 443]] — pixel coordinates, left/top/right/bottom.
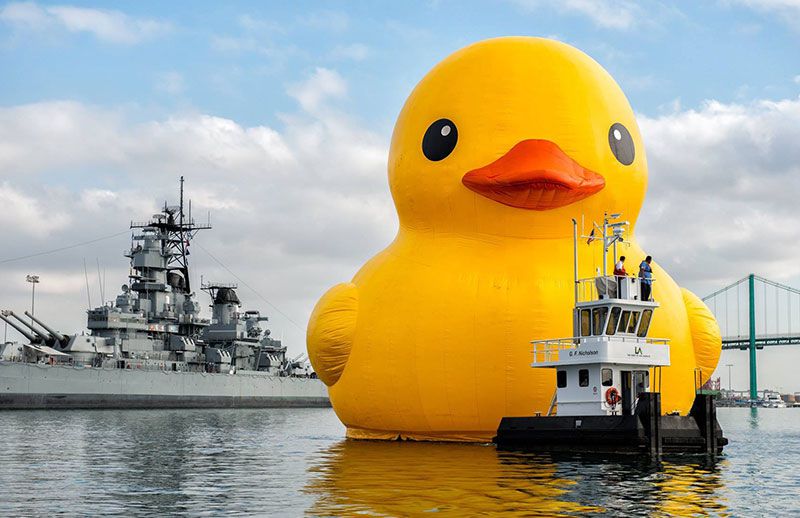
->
[[126, 176, 211, 334]]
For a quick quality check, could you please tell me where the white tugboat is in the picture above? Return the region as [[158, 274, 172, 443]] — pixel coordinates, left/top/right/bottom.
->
[[494, 214, 727, 456], [530, 274, 669, 419]]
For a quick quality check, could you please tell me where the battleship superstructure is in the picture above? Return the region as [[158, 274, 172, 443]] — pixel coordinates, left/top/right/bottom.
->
[[0, 179, 328, 409]]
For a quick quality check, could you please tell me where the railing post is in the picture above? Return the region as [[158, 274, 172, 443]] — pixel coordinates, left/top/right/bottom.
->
[[748, 273, 758, 402]]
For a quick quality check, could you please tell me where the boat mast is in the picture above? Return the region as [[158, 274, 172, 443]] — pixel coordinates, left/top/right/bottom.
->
[[602, 213, 628, 278], [572, 219, 578, 305]]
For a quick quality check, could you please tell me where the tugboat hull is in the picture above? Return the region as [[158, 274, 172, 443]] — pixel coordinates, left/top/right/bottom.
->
[[494, 394, 727, 456]]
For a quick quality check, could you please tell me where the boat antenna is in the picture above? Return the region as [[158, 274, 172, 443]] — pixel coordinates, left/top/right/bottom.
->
[[602, 212, 608, 278], [601, 213, 629, 280], [83, 258, 92, 309], [179, 175, 184, 228], [96, 257, 105, 304]]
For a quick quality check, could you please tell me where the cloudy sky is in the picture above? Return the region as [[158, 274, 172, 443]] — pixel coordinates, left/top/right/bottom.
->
[[1, 1, 799, 391]]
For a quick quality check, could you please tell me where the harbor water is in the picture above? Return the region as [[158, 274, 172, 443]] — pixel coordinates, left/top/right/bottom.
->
[[0, 407, 796, 516]]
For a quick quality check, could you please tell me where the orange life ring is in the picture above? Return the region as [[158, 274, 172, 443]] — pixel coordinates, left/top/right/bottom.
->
[[605, 387, 621, 406]]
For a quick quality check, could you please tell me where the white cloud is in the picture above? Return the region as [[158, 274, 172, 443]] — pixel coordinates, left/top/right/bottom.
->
[[726, 0, 800, 30], [0, 100, 125, 171], [511, 0, 641, 29], [330, 43, 371, 61], [0, 182, 70, 237], [637, 97, 800, 296], [236, 14, 284, 34], [210, 34, 255, 53], [299, 10, 349, 32], [0, 2, 171, 44], [0, 1, 44, 28], [0, 68, 390, 356], [209, 34, 302, 74], [288, 67, 348, 113], [155, 71, 184, 95]]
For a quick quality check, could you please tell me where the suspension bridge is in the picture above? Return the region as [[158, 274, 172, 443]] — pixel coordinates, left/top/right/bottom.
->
[[702, 274, 800, 401]]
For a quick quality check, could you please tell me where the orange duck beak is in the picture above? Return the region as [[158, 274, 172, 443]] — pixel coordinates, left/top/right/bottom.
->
[[462, 139, 605, 210]]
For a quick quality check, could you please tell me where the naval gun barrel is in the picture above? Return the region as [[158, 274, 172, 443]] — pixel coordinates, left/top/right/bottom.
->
[[24, 310, 67, 343], [0, 312, 38, 343], [8, 311, 51, 342]]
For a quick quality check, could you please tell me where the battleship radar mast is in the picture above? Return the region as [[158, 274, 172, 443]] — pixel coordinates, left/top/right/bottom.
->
[[129, 176, 211, 293]]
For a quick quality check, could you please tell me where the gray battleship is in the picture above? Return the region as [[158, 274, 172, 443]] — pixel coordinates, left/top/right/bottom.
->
[[0, 179, 329, 409]]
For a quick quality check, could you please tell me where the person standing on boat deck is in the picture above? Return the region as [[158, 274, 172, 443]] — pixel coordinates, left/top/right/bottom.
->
[[639, 256, 653, 301], [614, 256, 627, 276], [614, 256, 627, 295]]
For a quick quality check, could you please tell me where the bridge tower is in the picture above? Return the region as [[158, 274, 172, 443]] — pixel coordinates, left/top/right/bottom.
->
[[748, 274, 756, 401], [704, 273, 800, 402]]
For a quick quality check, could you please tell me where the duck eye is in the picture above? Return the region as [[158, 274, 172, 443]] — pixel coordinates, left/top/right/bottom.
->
[[608, 123, 635, 165], [422, 118, 458, 161]]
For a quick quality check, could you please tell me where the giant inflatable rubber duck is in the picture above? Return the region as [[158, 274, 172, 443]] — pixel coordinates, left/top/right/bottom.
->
[[307, 37, 722, 442]]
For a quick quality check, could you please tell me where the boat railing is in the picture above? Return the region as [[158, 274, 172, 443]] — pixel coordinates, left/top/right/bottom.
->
[[576, 275, 655, 303], [531, 338, 578, 363], [130, 219, 164, 228], [531, 335, 670, 363]]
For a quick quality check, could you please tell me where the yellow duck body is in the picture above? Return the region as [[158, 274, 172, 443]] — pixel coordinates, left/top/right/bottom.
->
[[308, 37, 722, 442]]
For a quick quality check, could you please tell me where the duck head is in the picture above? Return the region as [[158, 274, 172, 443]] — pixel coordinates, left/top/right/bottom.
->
[[388, 37, 647, 239]]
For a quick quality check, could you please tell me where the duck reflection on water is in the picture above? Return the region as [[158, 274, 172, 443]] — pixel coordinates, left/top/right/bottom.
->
[[305, 440, 728, 516]]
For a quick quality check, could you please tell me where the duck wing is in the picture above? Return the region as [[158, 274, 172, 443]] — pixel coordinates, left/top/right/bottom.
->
[[306, 282, 359, 386]]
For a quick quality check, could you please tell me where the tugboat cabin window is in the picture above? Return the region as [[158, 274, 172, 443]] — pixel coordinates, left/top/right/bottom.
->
[[618, 311, 631, 333], [637, 309, 653, 337], [580, 310, 591, 337], [592, 307, 608, 336], [557, 370, 567, 388], [579, 369, 589, 387], [627, 311, 640, 334], [606, 307, 621, 335], [601, 368, 613, 386]]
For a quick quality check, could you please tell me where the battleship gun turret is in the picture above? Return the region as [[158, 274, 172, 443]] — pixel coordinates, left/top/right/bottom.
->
[[0, 311, 39, 343], [24, 311, 69, 347], [7, 311, 53, 343]]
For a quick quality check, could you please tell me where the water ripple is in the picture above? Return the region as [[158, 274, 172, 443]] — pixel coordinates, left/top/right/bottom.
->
[[0, 407, 796, 516]]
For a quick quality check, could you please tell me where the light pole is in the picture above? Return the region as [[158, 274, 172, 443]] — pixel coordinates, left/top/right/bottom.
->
[[725, 363, 734, 394], [26, 275, 39, 325]]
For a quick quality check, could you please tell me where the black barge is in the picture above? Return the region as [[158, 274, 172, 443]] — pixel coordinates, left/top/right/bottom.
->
[[495, 393, 727, 456]]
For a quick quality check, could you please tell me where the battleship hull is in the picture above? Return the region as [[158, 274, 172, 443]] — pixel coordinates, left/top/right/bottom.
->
[[0, 361, 330, 409]]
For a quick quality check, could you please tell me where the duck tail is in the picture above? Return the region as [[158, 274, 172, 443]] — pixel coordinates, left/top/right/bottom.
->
[[681, 287, 723, 386]]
